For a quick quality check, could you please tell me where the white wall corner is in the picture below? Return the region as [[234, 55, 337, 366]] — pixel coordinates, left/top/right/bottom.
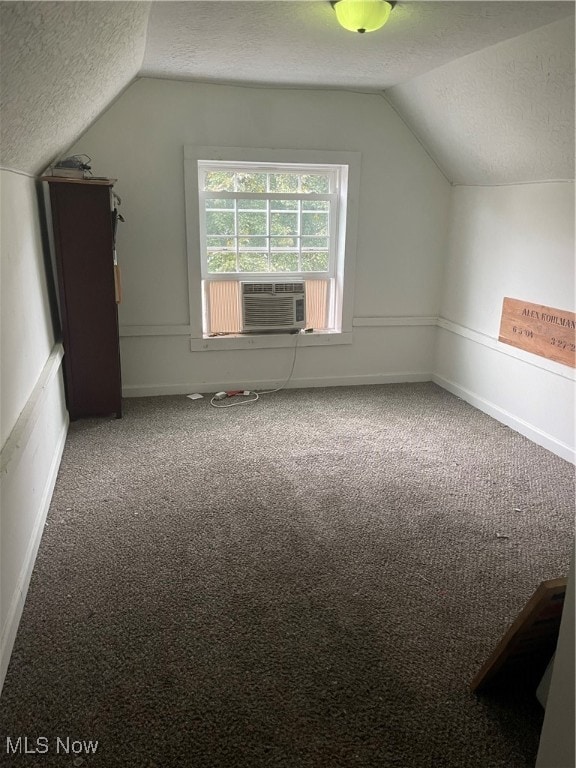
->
[[432, 373, 575, 464]]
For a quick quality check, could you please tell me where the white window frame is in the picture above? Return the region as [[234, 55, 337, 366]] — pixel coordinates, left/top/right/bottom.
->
[[198, 161, 338, 281], [184, 146, 360, 351]]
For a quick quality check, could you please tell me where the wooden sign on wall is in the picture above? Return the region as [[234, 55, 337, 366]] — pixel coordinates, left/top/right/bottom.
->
[[499, 298, 576, 368]]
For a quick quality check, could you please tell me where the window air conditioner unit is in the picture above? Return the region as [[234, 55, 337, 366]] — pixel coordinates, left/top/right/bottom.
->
[[241, 281, 306, 332]]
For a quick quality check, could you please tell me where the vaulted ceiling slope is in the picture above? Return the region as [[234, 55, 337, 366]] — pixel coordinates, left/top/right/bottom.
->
[[0, 1, 573, 184], [141, 1, 572, 91], [0, 1, 151, 175], [386, 18, 575, 185]]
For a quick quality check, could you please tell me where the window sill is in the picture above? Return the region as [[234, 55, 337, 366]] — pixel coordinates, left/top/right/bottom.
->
[[190, 330, 353, 352]]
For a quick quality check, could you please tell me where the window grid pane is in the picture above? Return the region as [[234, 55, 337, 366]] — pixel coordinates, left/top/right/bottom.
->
[[205, 197, 331, 275], [203, 172, 332, 195], [201, 166, 335, 196]]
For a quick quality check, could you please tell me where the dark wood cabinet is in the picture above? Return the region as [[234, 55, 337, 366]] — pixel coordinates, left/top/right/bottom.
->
[[43, 177, 122, 420]]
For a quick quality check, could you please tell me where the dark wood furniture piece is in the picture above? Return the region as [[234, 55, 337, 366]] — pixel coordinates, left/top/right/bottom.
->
[[43, 177, 122, 420], [470, 576, 567, 693]]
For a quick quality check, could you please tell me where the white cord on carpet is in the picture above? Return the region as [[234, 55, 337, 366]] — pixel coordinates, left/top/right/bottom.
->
[[209, 331, 301, 408], [209, 392, 260, 408]]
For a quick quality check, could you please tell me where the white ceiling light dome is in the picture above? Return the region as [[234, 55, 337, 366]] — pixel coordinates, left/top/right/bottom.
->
[[332, 0, 394, 34]]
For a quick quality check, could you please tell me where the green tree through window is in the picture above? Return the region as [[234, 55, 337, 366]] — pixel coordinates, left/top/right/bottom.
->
[[201, 168, 334, 275]]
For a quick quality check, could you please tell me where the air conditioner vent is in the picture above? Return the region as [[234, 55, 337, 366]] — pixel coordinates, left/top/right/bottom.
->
[[243, 282, 274, 295], [274, 282, 305, 294], [242, 282, 305, 295], [241, 281, 306, 332]]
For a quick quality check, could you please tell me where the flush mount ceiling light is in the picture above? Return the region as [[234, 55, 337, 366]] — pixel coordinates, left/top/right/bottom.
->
[[331, 0, 395, 34]]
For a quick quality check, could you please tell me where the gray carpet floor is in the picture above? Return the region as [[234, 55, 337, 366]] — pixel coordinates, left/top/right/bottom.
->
[[1, 383, 574, 767]]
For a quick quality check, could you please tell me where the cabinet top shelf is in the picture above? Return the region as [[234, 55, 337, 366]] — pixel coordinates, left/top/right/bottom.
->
[[40, 176, 116, 186]]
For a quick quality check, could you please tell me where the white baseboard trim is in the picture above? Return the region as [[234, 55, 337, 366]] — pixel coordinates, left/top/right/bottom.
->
[[0, 414, 69, 694], [123, 372, 432, 397], [433, 374, 575, 464]]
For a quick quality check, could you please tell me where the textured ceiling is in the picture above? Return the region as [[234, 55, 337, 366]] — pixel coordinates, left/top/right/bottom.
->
[[0, 1, 151, 175], [0, 1, 573, 183], [386, 19, 575, 184], [141, 1, 573, 90]]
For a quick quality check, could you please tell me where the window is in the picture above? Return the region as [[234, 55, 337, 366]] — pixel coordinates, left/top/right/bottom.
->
[[184, 147, 360, 345]]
